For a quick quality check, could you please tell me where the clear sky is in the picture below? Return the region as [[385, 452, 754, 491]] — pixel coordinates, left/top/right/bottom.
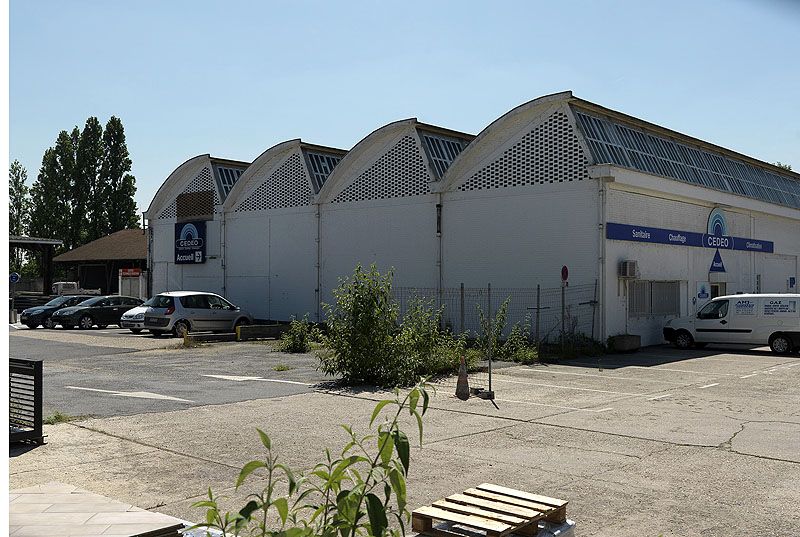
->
[[10, 0, 800, 216]]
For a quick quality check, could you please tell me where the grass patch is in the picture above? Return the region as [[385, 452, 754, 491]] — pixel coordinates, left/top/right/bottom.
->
[[43, 410, 82, 424], [272, 363, 293, 372]]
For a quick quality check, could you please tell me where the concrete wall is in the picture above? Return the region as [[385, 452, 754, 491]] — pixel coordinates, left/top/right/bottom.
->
[[603, 187, 800, 345]]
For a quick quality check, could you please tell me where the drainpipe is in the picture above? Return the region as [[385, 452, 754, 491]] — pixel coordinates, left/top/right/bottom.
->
[[315, 203, 321, 323], [436, 194, 443, 323], [598, 178, 608, 340], [221, 210, 226, 296]]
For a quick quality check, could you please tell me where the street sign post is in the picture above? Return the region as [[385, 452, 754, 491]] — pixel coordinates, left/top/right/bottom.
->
[[10, 272, 20, 323]]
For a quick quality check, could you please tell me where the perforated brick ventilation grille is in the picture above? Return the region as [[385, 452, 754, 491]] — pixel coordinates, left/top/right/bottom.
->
[[159, 166, 219, 219], [458, 112, 588, 192], [332, 136, 430, 203], [234, 153, 311, 212]]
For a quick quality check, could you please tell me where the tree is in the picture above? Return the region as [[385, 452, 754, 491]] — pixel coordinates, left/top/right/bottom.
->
[[77, 117, 105, 242], [101, 116, 139, 232], [774, 162, 792, 171], [9, 160, 31, 272]]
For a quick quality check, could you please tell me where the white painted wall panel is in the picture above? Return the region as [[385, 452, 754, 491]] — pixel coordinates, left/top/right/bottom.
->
[[269, 210, 318, 321]]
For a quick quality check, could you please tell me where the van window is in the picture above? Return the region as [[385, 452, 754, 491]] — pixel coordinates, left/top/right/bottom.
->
[[698, 300, 728, 319]]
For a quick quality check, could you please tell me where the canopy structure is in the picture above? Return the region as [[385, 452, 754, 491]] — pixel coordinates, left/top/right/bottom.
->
[[9, 236, 64, 293]]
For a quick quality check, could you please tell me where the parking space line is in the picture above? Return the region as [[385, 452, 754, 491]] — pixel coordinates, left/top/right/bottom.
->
[[203, 374, 311, 386], [65, 386, 194, 402], [512, 368, 681, 385], [488, 377, 646, 396], [629, 366, 734, 376], [740, 374, 757, 379], [699, 383, 719, 389], [648, 394, 671, 400], [494, 398, 613, 413]]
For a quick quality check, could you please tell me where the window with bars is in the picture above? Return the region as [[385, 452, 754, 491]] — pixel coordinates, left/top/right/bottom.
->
[[574, 110, 800, 209], [628, 280, 680, 317], [305, 151, 342, 192], [421, 133, 467, 179]]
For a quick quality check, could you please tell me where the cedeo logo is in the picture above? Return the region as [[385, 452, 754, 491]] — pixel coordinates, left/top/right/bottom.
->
[[175, 223, 204, 250]]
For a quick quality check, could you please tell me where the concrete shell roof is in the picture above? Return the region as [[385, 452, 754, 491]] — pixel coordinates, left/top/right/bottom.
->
[[145, 154, 211, 218]]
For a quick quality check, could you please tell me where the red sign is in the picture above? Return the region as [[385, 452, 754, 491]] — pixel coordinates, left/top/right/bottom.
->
[[561, 265, 569, 282], [120, 268, 141, 277]]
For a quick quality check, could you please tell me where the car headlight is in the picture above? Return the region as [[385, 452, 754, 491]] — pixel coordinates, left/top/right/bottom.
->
[[134, 313, 145, 320]]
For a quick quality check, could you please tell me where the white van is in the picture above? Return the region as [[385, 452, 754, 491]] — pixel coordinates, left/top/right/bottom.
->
[[664, 294, 800, 354]]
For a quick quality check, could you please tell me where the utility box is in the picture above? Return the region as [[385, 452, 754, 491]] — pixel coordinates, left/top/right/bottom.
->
[[119, 269, 148, 299]]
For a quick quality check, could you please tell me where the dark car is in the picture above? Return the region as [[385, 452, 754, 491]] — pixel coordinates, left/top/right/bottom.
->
[[19, 295, 96, 329], [50, 295, 144, 329]]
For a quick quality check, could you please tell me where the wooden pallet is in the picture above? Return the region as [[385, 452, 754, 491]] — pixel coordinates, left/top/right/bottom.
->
[[412, 483, 568, 537]]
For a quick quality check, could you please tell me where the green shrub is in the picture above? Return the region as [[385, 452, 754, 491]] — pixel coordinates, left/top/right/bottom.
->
[[191, 382, 430, 537], [319, 265, 400, 385], [280, 316, 312, 353], [476, 297, 509, 359]]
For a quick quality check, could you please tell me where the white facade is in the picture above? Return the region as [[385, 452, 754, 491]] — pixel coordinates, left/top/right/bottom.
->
[[145, 91, 800, 345]]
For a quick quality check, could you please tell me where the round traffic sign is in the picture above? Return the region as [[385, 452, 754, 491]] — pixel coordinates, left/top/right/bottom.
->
[[561, 265, 569, 282], [10, 272, 20, 284]]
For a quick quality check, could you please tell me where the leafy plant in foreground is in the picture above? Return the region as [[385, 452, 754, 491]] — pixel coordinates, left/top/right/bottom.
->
[[191, 382, 431, 537]]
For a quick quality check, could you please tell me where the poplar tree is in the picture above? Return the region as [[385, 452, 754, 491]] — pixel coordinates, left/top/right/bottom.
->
[[77, 117, 105, 242], [9, 160, 31, 271], [101, 116, 139, 232]]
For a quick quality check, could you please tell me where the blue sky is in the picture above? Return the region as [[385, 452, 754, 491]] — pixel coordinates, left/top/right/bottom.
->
[[10, 0, 800, 215]]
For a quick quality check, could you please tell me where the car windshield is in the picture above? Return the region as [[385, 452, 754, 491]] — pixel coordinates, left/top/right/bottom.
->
[[151, 295, 174, 308], [141, 296, 158, 307], [43, 296, 71, 307], [77, 296, 105, 307]]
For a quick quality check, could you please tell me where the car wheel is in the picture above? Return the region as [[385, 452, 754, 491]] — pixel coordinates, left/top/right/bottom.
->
[[674, 330, 694, 350], [25, 323, 38, 329], [769, 334, 792, 355], [694, 343, 708, 349], [173, 320, 190, 338], [130, 328, 143, 334], [43, 317, 56, 329], [79, 315, 94, 330]]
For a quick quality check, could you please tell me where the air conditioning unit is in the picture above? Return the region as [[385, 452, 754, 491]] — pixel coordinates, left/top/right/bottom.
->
[[619, 260, 638, 279]]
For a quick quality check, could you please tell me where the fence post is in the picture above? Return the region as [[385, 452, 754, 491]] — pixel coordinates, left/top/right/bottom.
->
[[460, 282, 465, 334], [535, 284, 540, 348], [488, 283, 492, 397]]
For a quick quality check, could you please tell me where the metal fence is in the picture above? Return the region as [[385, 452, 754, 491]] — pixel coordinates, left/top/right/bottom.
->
[[393, 282, 598, 342], [10, 358, 45, 445]]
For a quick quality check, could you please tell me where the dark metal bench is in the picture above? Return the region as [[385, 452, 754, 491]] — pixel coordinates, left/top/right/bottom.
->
[[10, 358, 45, 444]]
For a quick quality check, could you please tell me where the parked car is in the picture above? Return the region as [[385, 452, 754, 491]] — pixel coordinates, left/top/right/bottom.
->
[[51, 295, 144, 329], [19, 295, 97, 329], [143, 291, 252, 337], [664, 293, 800, 354], [119, 296, 157, 333]]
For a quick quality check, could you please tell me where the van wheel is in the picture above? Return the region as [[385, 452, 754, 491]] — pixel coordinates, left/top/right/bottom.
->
[[674, 330, 694, 350], [769, 334, 792, 355]]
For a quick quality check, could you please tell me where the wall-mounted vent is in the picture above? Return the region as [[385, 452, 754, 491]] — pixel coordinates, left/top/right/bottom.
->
[[458, 112, 589, 192], [619, 260, 638, 279], [234, 153, 311, 212], [332, 135, 430, 203], [159, 166, 218, 219]]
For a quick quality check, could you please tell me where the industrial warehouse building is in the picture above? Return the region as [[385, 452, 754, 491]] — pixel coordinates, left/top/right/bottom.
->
[[144, 91, 800, 345]]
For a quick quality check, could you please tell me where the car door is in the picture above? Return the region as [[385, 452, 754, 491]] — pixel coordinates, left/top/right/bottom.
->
[[694, 299, 730, 343], [207, 295, 237, 330], [104, 296, 124, 324], [184, 294, 213, 330]]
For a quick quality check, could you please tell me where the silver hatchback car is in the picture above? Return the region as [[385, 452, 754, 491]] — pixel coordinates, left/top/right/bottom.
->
[[143, 291, 253, 337]]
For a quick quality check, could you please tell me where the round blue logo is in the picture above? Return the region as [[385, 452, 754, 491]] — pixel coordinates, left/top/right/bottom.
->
[[10, 272, 20, 284], [707, 208, 728, 237]]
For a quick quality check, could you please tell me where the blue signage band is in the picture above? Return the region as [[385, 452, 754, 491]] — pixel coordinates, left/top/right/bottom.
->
[[606, 222, 774, 253]]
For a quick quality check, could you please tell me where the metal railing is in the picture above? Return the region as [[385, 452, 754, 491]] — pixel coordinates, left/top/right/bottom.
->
[[10, 358, 45, 444]]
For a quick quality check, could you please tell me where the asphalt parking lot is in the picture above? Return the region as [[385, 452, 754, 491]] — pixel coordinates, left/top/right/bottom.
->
[[9, 325, 800, 535]]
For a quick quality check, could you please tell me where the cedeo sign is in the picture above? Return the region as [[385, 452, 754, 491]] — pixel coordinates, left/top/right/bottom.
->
[[605, 209, 774, 253], [175, 221, 206, 264]]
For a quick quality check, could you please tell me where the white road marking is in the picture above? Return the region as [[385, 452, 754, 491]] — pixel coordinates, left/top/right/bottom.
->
[[9, 323, 21, 330], [489, 377, 645, 396], [65, 386, 193, 402], [648, 394, 672, 400], [203, 374, 310, 386], [699, 383, 719, 389], [629, 366, 733, 376], [513, 368, 680, 385], [494, 398, 612, 413], [739, 374, 757, 379]]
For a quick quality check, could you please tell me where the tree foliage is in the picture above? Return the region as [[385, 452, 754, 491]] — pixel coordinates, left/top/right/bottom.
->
[[9, 160, 31, 271], [28, 116, 139, 251]]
